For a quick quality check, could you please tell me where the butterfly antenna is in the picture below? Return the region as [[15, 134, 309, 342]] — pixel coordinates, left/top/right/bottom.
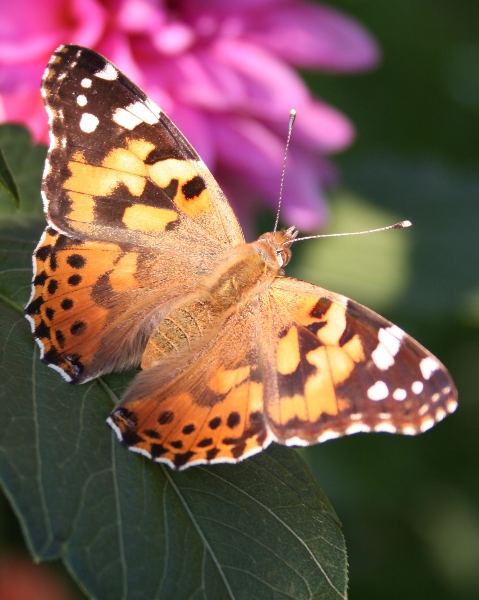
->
[[273, 108, 297, 232], [290, 219, 412, 244]]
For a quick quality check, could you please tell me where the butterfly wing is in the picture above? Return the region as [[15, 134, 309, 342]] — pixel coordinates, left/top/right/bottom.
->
[[25, 227, 210, 382], [108, 274, 457, 470], [26, 45, 243, 382], [262, 277, 458, 444], [108, 301, 272, 470], [42, 45, 244, 247]]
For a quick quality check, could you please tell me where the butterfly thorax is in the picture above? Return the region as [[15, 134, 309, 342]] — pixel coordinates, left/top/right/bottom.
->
[[141, 231, 293, 368]]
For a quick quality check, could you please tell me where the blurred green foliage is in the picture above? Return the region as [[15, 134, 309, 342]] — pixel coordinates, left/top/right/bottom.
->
[[298, 1, 479, 599]]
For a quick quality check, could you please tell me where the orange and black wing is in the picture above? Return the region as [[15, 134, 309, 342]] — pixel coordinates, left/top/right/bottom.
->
[[108, 302, 272, 470], [41, 45, 243, 247], [262, 277, 458, 445]]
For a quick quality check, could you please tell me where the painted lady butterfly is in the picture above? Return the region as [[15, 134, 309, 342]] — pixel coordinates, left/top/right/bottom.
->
[[25, 46, 457, 470]]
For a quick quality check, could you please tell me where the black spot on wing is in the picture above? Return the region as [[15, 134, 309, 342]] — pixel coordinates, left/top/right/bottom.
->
[[182, 176, 206, 200], [310, 297, 332, 319], [70, 321, 86, 336], [34, 319, 50, 339], [174, 451, 195, 468], [227, 412, 240, 429], [33, 271, 48, 286], [36, 245, 52, 261], [158, 410, 174, 425], [67, 254, 86, 269], [61, 298, 74, 310], [25, 296, 44, 316], [68, 274, 82, 286], [47, 279, 58, 295]]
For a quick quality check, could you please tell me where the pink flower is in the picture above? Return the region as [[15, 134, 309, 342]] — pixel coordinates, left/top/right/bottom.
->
[[0, 0, 379, 230]]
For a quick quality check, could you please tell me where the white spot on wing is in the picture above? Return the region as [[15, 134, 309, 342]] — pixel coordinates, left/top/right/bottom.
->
[[446, 398, 458, 413], [112, 107, 142, 130], [393, 388, 407, 401], [350, 413, 364, 421], [345, 423, 371, 435], [372, 345, 394, 370], [126, 101, 160, 125], [95, 63, 118, 80], [77, 94, 87, 107], [80, 113, 99, 133], [48, 362, 72, 382], [420, 357, 439, 380], [130, 446, 153, 459], [284, 436, 309, 447], [367, 380, 389, 401], [145, 98, 161, 120], [435, 407, 446, 421], [317, 430, 340, 443], [81, 78, 92, 88], [412, 381, 424, 394], [420, 417, 435, 432], [374, 422, 397, 433], [106, 417, 124, 442], [371, 326, 403, 371]]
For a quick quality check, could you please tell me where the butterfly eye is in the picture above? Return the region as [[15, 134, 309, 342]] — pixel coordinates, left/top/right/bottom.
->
[[276, 248, 291, 268]]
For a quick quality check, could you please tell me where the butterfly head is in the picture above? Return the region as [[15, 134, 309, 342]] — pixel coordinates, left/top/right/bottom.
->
[[258, 225, 299, 269]]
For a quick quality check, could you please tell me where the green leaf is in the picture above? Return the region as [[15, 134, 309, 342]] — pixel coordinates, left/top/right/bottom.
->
[[0, 124, 45, 232], [0, 145, 20, 207], [0, 125, 347, 600]]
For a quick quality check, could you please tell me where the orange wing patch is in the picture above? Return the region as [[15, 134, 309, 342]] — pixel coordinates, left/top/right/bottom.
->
[[25, 227, 140, 382], [109, 364, 269, 470], [266, 291, 365, 441]]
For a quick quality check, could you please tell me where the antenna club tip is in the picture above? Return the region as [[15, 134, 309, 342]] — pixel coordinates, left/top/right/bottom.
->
[[398, 219, 412, 228], [290, 108, 297, 115]]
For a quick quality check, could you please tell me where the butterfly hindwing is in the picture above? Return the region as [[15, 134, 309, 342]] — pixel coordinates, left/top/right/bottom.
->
[[108, 303, 271, 469], [25, 218, 234, 382], [264, 277, 457, 444], [42, 45, 244, 247]]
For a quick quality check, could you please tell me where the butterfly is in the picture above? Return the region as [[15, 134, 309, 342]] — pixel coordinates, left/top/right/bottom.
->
[[25, 45, 457, 470]]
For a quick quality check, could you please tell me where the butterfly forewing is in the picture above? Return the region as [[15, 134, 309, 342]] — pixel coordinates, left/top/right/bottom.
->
[[42, 45, 243, 247]]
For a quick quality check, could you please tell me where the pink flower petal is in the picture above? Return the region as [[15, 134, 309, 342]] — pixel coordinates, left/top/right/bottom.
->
[[210, 38, 308, 118], [246, 3, 380, 72], [168, 104, 217, 167], [213, 115, 284, 196], [211, 115, 329, 230], [291, 99, 355, 153], [69, 0, 106, 48], [0, 89, 48, 142], [116, 0, 165, 34]]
